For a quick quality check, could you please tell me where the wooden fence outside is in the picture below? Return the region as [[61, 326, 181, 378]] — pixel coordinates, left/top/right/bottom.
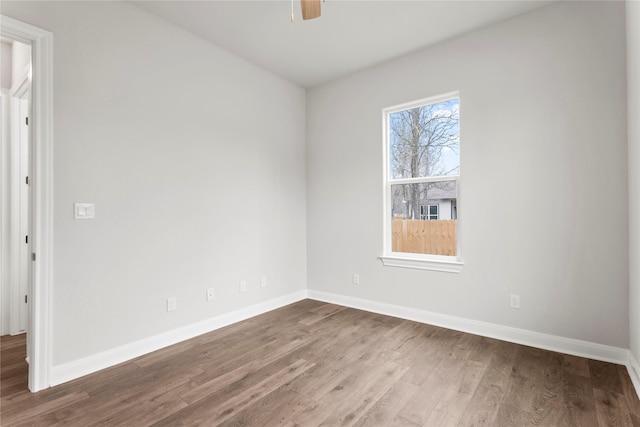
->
[[392, 218, 457, 256]]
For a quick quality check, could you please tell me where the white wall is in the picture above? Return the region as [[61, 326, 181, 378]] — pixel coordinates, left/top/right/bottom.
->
[[0, 90, 9, 335], [0, 0, 631, 379], [10, 40, 29, 90], [628, 0, 640, 363], [0, 39, 10, 335], [2, 1, 307, 366], [307, 1, 628, 348], [1, 41, 12, 90]]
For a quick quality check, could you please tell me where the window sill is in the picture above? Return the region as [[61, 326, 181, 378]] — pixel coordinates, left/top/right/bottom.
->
[[379, 255, 464, 273]]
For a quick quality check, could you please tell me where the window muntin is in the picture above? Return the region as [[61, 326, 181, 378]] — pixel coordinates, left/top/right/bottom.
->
[[382, 92, 462, 271]]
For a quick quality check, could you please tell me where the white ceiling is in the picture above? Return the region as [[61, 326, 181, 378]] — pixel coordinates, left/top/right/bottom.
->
[[132, 0, 553, 88]]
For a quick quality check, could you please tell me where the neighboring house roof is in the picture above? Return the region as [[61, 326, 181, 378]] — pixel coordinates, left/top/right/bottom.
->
[[425, 183, 456, 201]]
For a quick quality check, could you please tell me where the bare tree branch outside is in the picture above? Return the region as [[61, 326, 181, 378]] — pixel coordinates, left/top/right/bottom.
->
[[389, 98, 460, 221]]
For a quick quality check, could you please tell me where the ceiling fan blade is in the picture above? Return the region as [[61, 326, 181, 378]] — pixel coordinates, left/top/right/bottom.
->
[[301, 0, 321, 20]]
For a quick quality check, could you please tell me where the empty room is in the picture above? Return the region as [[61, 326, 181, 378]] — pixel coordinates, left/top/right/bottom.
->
[[1, 0, 640, 425]]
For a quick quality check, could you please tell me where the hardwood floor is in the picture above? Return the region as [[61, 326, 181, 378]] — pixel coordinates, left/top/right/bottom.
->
[[2, 299, 639, 426]]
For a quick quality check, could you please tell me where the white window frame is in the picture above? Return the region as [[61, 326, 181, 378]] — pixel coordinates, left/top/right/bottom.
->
[[380, 92, 463, 273]]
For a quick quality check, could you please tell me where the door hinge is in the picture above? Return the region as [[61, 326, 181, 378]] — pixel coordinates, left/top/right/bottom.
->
[[26, 176, 29, 186], [25, 235, 28, 244], [26, 117, 29, 126], [32, 253, 36, 261], [25, 295, 28, 303]]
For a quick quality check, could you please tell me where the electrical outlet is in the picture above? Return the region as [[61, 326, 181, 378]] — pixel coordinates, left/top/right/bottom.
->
[[206, 288, 215, 302], [260, 276, 267, 288], [509, 294, 520, 309], [167, 297, 177, 312], [352, 273, 360, 285], [239, 281, 247, 293]]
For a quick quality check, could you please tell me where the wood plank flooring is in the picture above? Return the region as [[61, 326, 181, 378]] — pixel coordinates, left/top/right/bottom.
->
[[2, 299, 639, 426]]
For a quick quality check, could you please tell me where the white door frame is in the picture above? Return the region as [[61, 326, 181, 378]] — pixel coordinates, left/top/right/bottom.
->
[[1, 14, 53, 393]]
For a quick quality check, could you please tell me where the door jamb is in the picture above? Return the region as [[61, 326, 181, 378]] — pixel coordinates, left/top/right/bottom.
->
[[1, 14, 54, 393]]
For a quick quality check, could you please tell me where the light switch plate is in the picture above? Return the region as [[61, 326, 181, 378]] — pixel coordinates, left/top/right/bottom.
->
[[74, 203, 95, 220]]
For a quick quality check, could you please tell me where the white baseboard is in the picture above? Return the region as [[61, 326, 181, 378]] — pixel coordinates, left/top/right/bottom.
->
[[50, 290, 307, 387], [307, 290, 629, 366], [627, 351, 640, 398], [49, 288, 640, 400]]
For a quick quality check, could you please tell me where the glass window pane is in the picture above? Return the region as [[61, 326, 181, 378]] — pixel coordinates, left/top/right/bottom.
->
[[389, 98, 459, 179], [391, 182, 457, 255]]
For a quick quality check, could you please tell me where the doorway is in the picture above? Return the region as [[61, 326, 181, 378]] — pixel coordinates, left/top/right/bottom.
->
[[1, 15, 53, 393], [1, 38, 31, 339]]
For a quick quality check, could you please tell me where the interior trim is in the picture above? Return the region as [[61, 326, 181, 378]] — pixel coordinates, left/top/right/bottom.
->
[[307, 289, 629, 365], [50, 290, 307, 387], [0, 14, 54, 393]]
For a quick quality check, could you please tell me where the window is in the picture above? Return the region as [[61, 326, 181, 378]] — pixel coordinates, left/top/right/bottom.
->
[[428, 204, 439, 220], [419, 204, 439, 220], [380, 92, 463, 272]]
